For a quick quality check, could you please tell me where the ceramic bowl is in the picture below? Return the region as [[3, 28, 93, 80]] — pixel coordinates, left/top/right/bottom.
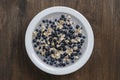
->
[[25, 6, 94, 75]]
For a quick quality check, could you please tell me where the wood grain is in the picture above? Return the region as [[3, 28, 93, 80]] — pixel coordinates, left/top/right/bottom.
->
[[0, 0, 120, 80]]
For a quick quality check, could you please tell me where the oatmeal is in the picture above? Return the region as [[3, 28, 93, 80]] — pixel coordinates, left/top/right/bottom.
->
[[32, 13, 87, 67]]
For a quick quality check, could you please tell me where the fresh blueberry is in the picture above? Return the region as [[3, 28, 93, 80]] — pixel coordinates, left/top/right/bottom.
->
[[82, 36, 86, 39], [63, 53, 67, 56], [76, 25, 80, 29], [78, 52, 81, 55], [37, 33, 41, 37], [46, 62, 49, 64], [42, 35, 47, 39], [63, 18, 66, 21], [46, 19, 48, 23], [35, 29, 39, 32], [42, 20, 45, 23], [39, 24, 41, 26], [69, 26, 73, 29], [71, 60, 74, 63], [55, 19, 57, 22], [43, 46, 46, 50], [78, 33, 82, 37], [69, 29, 75, 33], [51, 50, 54, 54], [66, 62, 69, 64], [50, 62, 53, 65], [63, 47, 66, 51], [38, 30, 41, 33], [60, 54, 65, 59], [43, 59, 46, 62], [62, 63, 66, 67], [81, 39, 84, 43], [78, 44, 81, 48], [52, 22, 55, 25], [70, 56, 74, 60], [49, 38, 52, 42], [60, 18, 64, 20], [36, 51, 39, 54], [51, 58, 55, 62], [76, 49, 80, 53], [36, 42, 40, 45], [49, 20, 52, 23], [55, 64, 58, 67], [39, 46, 41, 49], [32, 39, 36, 43], [34, 44, 37, 48], [61, 15, 65, 18]]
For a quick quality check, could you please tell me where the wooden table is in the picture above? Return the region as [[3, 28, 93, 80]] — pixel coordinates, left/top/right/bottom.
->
[[0, 0, 120, 80]]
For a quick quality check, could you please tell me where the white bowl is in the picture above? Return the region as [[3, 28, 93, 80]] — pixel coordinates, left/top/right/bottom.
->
[[25, 6, 94, 75]]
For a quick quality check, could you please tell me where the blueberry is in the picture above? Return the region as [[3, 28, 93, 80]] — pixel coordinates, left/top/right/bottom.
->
[[81, 39, 84, 43], [63, 25, 68, 29], [39, 24, 41, 26], [71, 57, 74, 60], [37, 33, 41, 37], [43, 59, 46, 62], [59, 63, 62, 67], [49, 20, 52, 23], [51, 50, 54, 54], [46, 19, 48, 23], [55, 64, 58, 67], [62, 63, 66, 67], [63, 53, 67, 56], [46, 62, 49, 64], [58, 59, 62, 62], [55, 19, 57, 21], [76, 25, 80, 29], [71, 60, 74, 63], [78, 52, 81, 55], [42, 20, 45, 23], [36, 42, 40, 45], [82, 36, 86, 39], [32, 39, 36, 43], [51, 25, 56, 29], [69, 26, 73, 29], [57, 47, 62, 50], [74, 53, 78, 56], [51, 58, 55, 62], [45, 54, 49, 57], [34, 44, 37, 48], [42, 35, 47, 39], [78, 33, 82, 37], [36, 51, 39, 54], [78, 44, 81, 48], [76, 49, 80, 53], [60, 18, 64, 20], [61, 15, 65, 18], [66, 62, 69, 64], [63, 47, 66, 51], [35, 29, 39, 32], [63, 18, 66, 21], [56, 28, 60, 32], [43, 46, 46, 49], [38, 30, 41, 33], [60, 54, 65, 59], [50, 62, 53, 65], [69, 29, 75, 33], [39, 46, 41, 49], [71, 53, 74, 56], [49, 38, 52, 42]]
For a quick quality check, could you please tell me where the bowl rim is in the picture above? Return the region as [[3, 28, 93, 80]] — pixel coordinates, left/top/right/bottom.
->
[[25, 6, 94, 75]]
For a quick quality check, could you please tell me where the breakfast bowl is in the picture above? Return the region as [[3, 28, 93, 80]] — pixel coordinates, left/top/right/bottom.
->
[[25, 6, 94, 75]]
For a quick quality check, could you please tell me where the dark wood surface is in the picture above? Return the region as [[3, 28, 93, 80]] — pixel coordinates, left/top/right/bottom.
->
[[0, 0, 120, 80]]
